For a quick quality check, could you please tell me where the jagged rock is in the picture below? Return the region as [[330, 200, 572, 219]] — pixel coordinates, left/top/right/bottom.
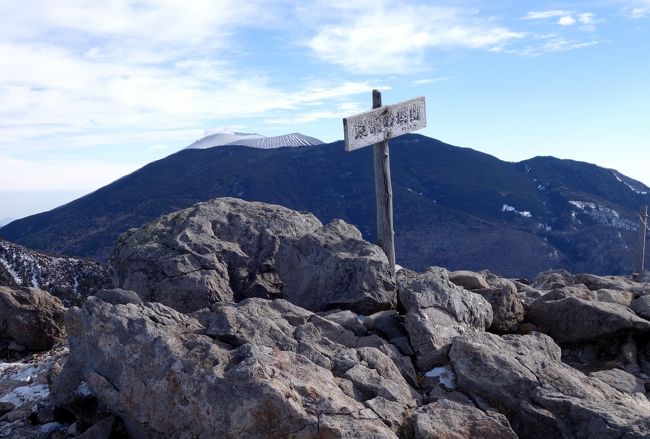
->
[[54, 296, 418, 437], [398, 267, 492, 370], [449, 331, 650, 438], [526, 296, 650, 343], [410, 399, 517, 439], [276, 219, 396, 314], [531, 269, 575, 290], [110, 197, 322, 312], [595, 289, 635, 306], [589, 369, 646, 395], [94, 288, 144, 306], [474, 277, 524, 333], [0, 345, 69, 438], [631, 295, 650, 320], [575, 273, 649, 295], [0, 239, 111, 306], [197, 298, 418, 391], [110, 198, 396, 314], [75, 416, 116, 439], [0, 286, 66, 351], [320, 310, 368, 337], [448, 270, 489, 290], [540, 285, 595, 302]]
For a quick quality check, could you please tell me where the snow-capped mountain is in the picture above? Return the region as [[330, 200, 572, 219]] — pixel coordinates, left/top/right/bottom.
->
[[185, 131, 323, 150]]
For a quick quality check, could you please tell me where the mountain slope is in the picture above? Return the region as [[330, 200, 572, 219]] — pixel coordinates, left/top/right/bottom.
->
[[1, 134, 648, 277]]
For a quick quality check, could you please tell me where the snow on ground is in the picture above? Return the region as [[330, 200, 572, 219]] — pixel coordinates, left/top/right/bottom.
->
[[502, 204, 532, 218], [0, 256, 21, 285], [425, 365, 456, 391], [569, 200, 636, 230], [612, 172, 648, 195]]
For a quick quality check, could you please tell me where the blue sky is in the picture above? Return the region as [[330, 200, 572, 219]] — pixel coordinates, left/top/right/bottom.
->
[[1, 0, 649, 219]]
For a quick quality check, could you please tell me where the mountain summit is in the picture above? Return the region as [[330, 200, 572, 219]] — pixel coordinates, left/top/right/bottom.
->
[[185, 131, 323, 150], [1, 134, 648, 277]]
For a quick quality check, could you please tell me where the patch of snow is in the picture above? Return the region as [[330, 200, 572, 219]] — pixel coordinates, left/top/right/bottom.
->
[[0, 256, 21, 285], [1, 363, 39, 383], [40, 422, 66, 434], [0, 384, 49, 407], [538, 223, 552, 232], [425, 365, 456, 391], [502, 204, 532, 218], [569, 200, 636, 230], [77, 382, 92, 397], [613, 171, 648, 195]]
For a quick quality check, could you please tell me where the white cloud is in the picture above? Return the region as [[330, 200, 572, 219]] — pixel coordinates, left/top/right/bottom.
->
[[558, 16, 577, 26], [413, 77, 453, 85], [614, 0, 650, 17], [0, 155, 139, 191], [305, 2, 524, 73], [523, 10, 571, 20], [511, 36, 600, 57]]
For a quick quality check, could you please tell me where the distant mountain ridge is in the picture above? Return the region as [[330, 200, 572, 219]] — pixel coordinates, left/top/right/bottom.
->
[[1, 134, 648, 277]]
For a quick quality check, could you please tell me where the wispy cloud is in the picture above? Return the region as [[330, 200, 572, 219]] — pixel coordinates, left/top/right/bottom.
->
[[413, 77, 453, 85], [623, 0, 650, 17], [512, 37, 601, 57], [523, 10, 600, 31], [0, 1, 383, 161], [304, 2, 524, 73], [523, 10, 571, 20]]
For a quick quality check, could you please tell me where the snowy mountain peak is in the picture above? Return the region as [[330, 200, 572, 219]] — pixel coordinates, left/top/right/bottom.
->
[[185, 132, 323, 150]]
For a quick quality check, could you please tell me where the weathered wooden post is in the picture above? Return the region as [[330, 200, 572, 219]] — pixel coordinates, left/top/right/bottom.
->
[[343, 90, 427, 277], [371, 90, 396, 273], [636, 204, 648, 275]]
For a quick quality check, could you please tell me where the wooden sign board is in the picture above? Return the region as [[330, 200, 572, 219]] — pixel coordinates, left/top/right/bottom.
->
[[343, 96, 426, 152]]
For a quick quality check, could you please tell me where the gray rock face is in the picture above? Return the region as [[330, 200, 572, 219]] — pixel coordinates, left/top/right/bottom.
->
[[631, 295, 650, 320], [111, 198, 396, 315], [0, 286, 66, 351], [398, 267, 492, 370], [410, 399, 517, 439], [474, 276, 524, 333], [531, 269, 575, 290], [526, 296, 650, 343], [277, 220, 396, 314], [594, 289, 635, 306], [0, 239, 111, 306], [449, 331, 650, 439], [110, 197, 322, 313], [589, 368, 646, 395], [448, 270, 490, 290], [55, 296, 417, 438]]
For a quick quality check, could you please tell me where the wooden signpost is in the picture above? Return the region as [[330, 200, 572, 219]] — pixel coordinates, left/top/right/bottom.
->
[[636, 204, 648, 275], [343, 90, 427, 277]]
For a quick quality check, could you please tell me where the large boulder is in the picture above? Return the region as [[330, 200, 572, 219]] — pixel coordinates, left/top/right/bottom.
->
[[398, 267, 492, 370], [53, 295, 417, 437], [0, 286, 66, 351], [449, 331, 650, 438], [110, 198, 396, 314], [526, 296, 650, 343], [276, 219, 396, 314], [631, 295, 650, 320], [474, 274, 524, 333], [410, 399, 517, 439]]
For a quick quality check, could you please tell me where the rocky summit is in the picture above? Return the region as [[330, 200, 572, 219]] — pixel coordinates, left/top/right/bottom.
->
[[1, 197, 650, 438]]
